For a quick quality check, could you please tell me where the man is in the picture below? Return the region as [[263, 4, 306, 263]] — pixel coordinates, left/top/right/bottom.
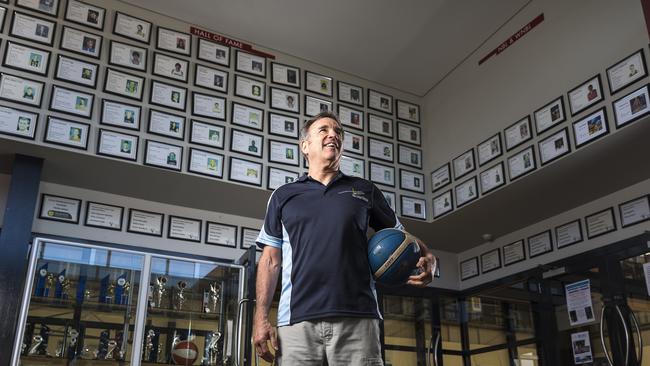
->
[[254, 112, 434, 365]]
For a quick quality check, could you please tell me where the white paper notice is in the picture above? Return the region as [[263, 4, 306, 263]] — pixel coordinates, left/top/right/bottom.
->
[[571, 331, 593, 364], [565, 279, 595, 326]]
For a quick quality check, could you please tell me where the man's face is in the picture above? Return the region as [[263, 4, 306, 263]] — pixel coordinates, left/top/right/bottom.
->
[[301, 117, 343, 165]]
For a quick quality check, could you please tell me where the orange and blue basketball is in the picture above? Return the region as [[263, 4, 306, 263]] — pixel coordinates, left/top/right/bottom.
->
[[368, 228, 421, 286]]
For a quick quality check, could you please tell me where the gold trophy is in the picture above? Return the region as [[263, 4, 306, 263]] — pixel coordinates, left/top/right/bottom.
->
[[152, 276, 167, 308], [173, 281, 187, 310]]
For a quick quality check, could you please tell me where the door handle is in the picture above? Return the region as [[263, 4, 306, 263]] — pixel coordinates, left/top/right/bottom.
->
[[235, 298, 251, 366], [433, 331, 441, 366], [426, 335, 432, 366], [615, 304, 631, 366], [628, 306, 643, 364], [600, 304, 614, 366]]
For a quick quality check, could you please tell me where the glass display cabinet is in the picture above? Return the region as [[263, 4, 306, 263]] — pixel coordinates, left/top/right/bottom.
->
[[11, 238, 245, 366]]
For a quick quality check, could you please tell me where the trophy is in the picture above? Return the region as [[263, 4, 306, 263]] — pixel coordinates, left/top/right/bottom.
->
[[115, 331, 126, 360], [203, 282, 220, 313], [105, 340, 117, 360], [44, 273, 55, 298], [173, 280, 188, 310], [96, 330, 110, 359], [201, 332, 222, 365], [22, 323, 34, 355], [115, 273, 131, 305], [152, 276, 167, 308], [99, 275, 111, 303], [28, 324, 50, 356], [34, 263, 49, 297], [143, 328, 160, 362], [54, 269, 67, 299]]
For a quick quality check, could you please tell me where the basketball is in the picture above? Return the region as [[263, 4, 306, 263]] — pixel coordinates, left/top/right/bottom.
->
[[172, 340, 198, 365], [368, 228, 421, 286]]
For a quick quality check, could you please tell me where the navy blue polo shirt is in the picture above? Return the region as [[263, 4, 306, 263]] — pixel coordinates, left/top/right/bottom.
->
[[256, 172, 403, 326]]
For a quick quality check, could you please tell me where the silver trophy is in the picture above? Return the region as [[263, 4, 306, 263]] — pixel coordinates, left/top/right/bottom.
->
[[202, 332, 222, 365], [143, 329, 155, 360], [105, 340, 117, 360], [152, 276, 167, 308], [173, 280, 187, 310], [28, 335, 43, 355]]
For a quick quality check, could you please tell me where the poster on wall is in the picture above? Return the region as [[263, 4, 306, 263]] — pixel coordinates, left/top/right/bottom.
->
[[570, 331, 593, 365], [565, 279, 595, 326]]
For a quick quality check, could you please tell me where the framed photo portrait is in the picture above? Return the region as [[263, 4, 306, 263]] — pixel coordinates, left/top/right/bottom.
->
[[397, 122, 421, 146], [109, 40, 147, 72], [156, 26, 191, 56], [381, 190, 397, 213], [368, 137, 394, 162], [194, 63, 228, 94], [144, 139, 183, 171], [205, 221, 237, 248], [232, 102, 264, 131], [432, 190, 453, 219], [504, 115, 532, 151], [60, 26, 102, 59], [10, 11, 56, 46], [49, 85, 94, 119], [572, 107, 608, 148], [230, 128, 264, 158], [534, 97, 566, 135], [479, 162, 505, 195], [103, 68, 144, 100], [147, 109, 185, 140], [149, 79, 187, 111], [305, 95, 331, 116], [268, 112, 299, 139], [507, 146, 536, 181], [96, 128, 138, 161], [267, 166, 299, 190], [431, 163, 451, 192], [337, 81, 363, 106], [197, 38, 230, 67], [113, 11, 151, 44], [342, 129, 364, 156], [613, 84, 650, 128], [189, 120, 225, 150], [64, 0, 105, 30], [229, 156, 263, 187], [369, 161, 395, 187], [43, 116, 89, 150], [305, 70, 333, 97], [3, 41, 50, 76], [606, 49, 647, 95], [568, 75, 604, 116], [396, 99, 420, 124], [235, 50, 266, 78], [368, 89, 393, 115], [400, 169, 425, 193], [398, 144, 422, 169], [340, 155, 365, 178], [452, 149, 475, 180], [188, 147, 224, 179], [100, 99, 141, 131], [454, 176, 478, 208], [271, 62, 300, 88], [192, 91, 226, 121], [368, 113, 393, 138], [477, 133, 502, 167], [16, 0, 60, 17], [538, 127, 571, 165], [268, 139, 299, 166], [153, 52, 189, 83], [269, 86, 299, 114], [54, 55, 98, 89], [338, 104, 364, 131], [235, 74, 266, 103], [0, 72, 44, 107], [0, 105, 38, 139], [401, 195, 427, 220]]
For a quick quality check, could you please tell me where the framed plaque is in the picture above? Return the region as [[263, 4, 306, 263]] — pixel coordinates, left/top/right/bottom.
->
[[189, 120, 225, 149], [65, 0, 105, 30], [305, 70, 332, 97], [267, 166, 299, 190], [396, 99, 420, 124], [568, 75, 604, 116], [235, 50, 266, 78], [585, 207, 617, 239], [0, 105, 38, 139], [235, 74, 266, 103], [197, 38, 230, 67], [144, 139, 183, 171], [481, 248, 501, 273], [241, 227, 261, 251], [10, 11, 56, 46], [271, 62, 300, 88], [381, 190, 397, 212], [194, 63, 228, 93], [150, 80, 187, 111], [572, 107, 608, 148], [431, 163, 451, 192], [188, 146, 225, 176], [479, 162, 505, 195], [460, 257, 479, 280], [606, 49, 647, 95], [400, 169, 424, 193], [452, 149, 475, 180], [205, 222, 237, 247], [100, 99, 140, 131], [103, 68, 145, 101], [96, 129, 138, 161], [230, 128, 263, 158], [338, 81, 363, 106], [84, 201, 123, 230], [269, 87, 300, 114], [0, 72, 44, 107], [2, 41, 50, 76], [147, 109, 185, 140], [369, 161, 395, 187], [556, 219, 583, 249], [527, 230, 553, 258], [342, 130, 364, 156], [503, 240, 526, 266], [168, 216, 201, 242], [432, 190, 453, 219], [613, 84, 650, 128], [156, 27, 191, 56], [269, 112, 299, 139], [16, 0, 60, 17], [44, 116, 89, 150], [232, 102, 264, 131], [49, 85, 94, 119], [477, 133, 502, 166], [397, 122, 421, 146], [401, 195, 427, 220], [39, 194, 80, 223], [534, 97, 566, 135], [60, 26, 101, 59], [152, 52, 188, 83], [0, 6, 5, 30], [504, 116, 532, 151], [109, 40, 147, 72], [113, 12, 151, 44], [127, 209, 163, 237], [538, 127, 571, 165], [368, 89, 393, 115], [368, 113, 393, 138], [229, 156, 262, 187], [398, 144, 422, 169], [507, 146, 536, 181], [54, 55, 98, 88], [192, 91, 226, 121], [338, 104, 364, 131], [454, 176, 478, 208], [268, 139, 299, 166], [618, 195, 650, 228], [305, 95, 332, 117], [340, 155, 365, 178], [368, 137, 394, 162]]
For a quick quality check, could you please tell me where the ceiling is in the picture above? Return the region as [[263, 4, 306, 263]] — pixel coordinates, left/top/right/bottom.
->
[[121, 0, 531, 96]]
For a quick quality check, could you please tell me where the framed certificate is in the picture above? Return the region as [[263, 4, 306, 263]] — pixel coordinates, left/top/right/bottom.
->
[[431, 163, 451, 192], [150, 80, 187, 111], [205, 221, 237, 247], [230, 128, 263, 158], [235, 50, 266, 78], [538, 128, 571, 165], [503, 240, 526, 266], [269, 87, 300, 114], [229, 156, 262, 187], [84, 201, 123, 230], [190, 120, 225, 149], [528, 230, 553, 258], [188, 148, 224, 179], [338, 81, 363, 106], [2, 41, 50, 76], [144, 140, 183, 171], [267, 166, 299, 190], [342, 130, 363, 156], [433, 190, 453, 219], [39, 194, 80, 224], [64, 0, 105, 30], [555, 219, 583, 249], [232, 102, 264, 131], [504, 116, 532, 151], [454, 176, 478, 208], [269, 112, 299, 139], [168, 216, 201, 242], [401, 195, 427, 220], [10, 11, 56, 46], [452, 149, 475, 179], [477, 133, 502, 166], [0, 6, 5, 30], [156, 26, 191, 56], [194, 63, 228, 93], [0, 105, 38, 139], [507, 146, 536, 181], [96, 128, 138, 161], [305, 95, 332, 117], [606, 49, 647, 95], [568, 75, 604, 116], [197, 38, 230, 67], [368, 89, 393, 115], [103, 68, 145, 101], [147, 109, 185, 140], [127, 209, 163, 237], [54, 55, 98, 88], [368, 137, 394, 162], [271, 62, 300, 88], [397, 122, 421, 146], [235, 74, 266, 103], [400, 169, 425, 193], [618, 195, 650, 228], [396, 99, 420, 124], [339, 104, 364, 131], [460, 257, 479, 280], [398, 144, 422, 169], [534, 97, 566, 135], [44, 116, 90, 150], [381, 190, 397, 212], [268, 139, 299, 166], [109, 40, 147, 72], [0, 73, 44, 107], [241, 227, 261, 251], [100, 99, 140, 131], [613, 84, 650, 128], [60, 26, 101, 59], [305, 70, 333, 97], [113, 12, 151, 44], [481, 249, 501, 273], [585, 207, 617, 239], [369, 161, 395, 187], [192, 91, 226, 121], [479, 162, 505, 195], [16, 0, 60, 17], [340, 155, 365, 178], [572, 107, 608, 148], [368, 113, 393, 138], [48, 85, 94, 119]]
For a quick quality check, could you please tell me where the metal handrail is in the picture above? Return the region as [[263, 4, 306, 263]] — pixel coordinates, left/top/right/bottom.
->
[[629, 306, 643, 364], [615, 304, 631, 366], [600, 305, 614, 366]]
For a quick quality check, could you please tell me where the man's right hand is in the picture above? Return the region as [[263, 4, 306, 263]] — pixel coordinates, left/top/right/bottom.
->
[[253, 317, 278, 363]]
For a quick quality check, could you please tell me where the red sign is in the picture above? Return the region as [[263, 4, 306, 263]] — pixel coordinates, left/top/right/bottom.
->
[[479, 13, 544, 65], [190, 27, 275, 59]]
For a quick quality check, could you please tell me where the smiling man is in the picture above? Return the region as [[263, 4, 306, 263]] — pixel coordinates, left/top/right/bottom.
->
[[254, 111, 434, 365]]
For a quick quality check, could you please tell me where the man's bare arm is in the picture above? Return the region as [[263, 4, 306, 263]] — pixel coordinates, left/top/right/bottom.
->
[[253, 245, 282, 362]]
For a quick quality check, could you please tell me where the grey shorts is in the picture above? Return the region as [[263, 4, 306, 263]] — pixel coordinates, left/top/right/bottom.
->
[[276, 317, 383, 366]]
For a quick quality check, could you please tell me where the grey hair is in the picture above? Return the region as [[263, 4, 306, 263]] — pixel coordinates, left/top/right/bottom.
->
[[300, 111, 344, 142]]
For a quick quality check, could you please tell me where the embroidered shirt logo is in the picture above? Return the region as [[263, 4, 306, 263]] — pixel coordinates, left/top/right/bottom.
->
[[339, 188, 368, 202]]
